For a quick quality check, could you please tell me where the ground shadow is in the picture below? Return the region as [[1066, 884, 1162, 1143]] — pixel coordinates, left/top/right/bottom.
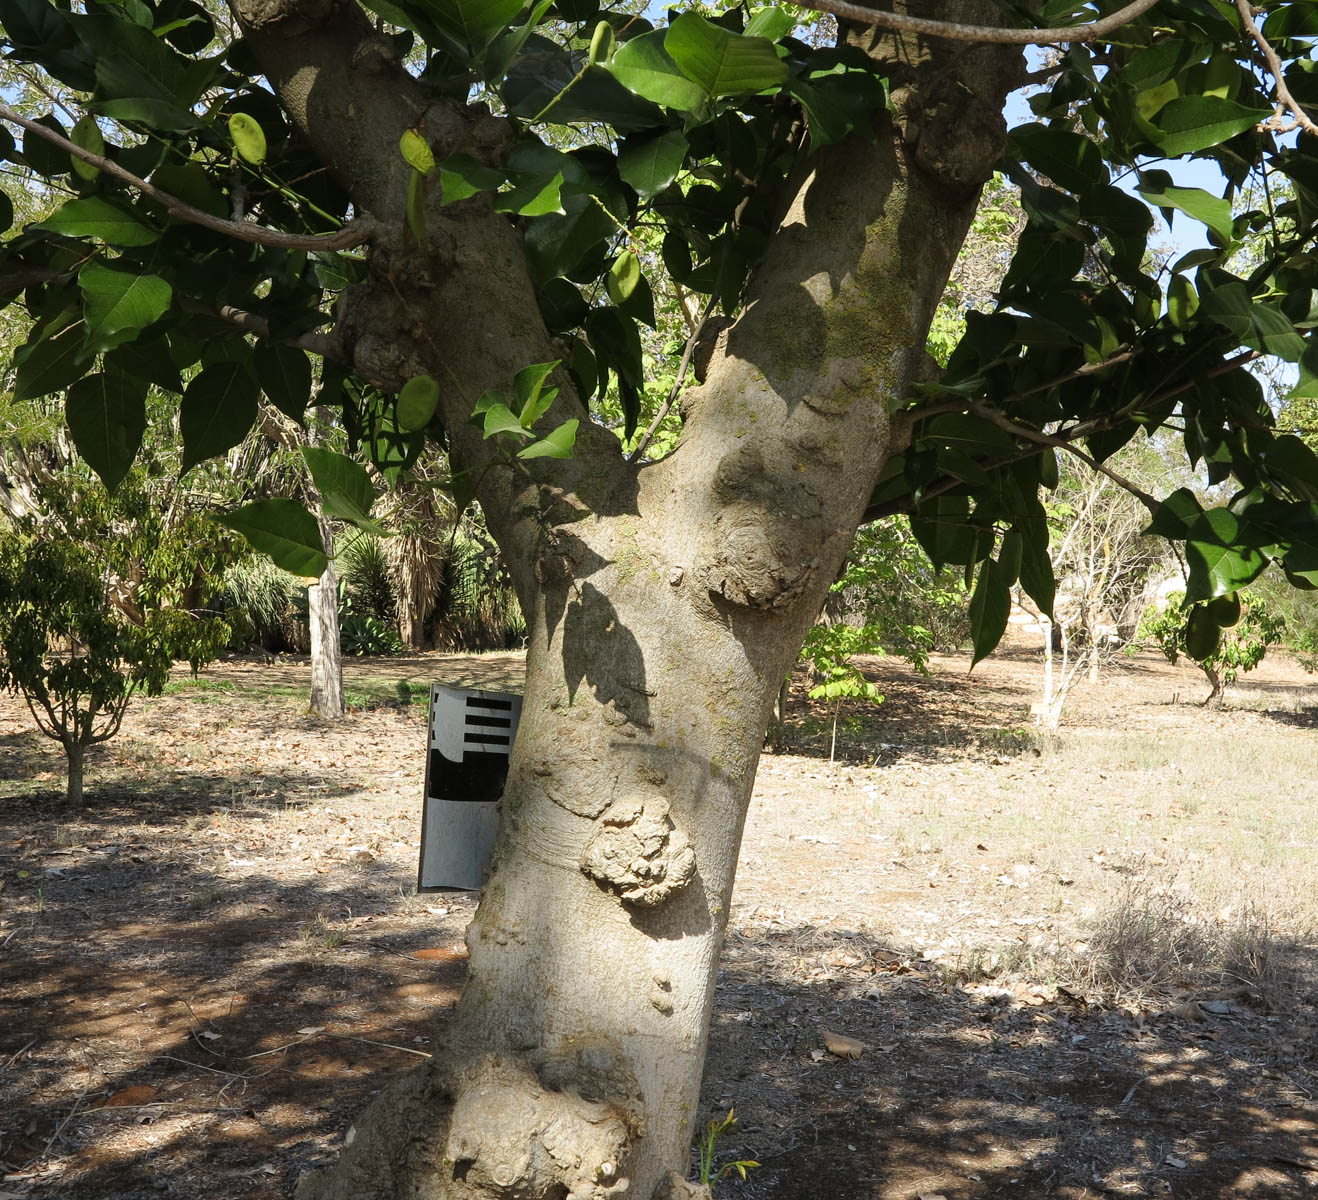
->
[[701, 924, 1318, 1200]]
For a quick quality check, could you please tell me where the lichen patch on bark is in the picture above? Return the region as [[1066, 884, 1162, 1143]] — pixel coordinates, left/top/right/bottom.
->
[[580, 794, 696, 907]]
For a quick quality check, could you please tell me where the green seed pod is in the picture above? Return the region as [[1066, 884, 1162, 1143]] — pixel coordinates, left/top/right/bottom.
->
[[399, 128, 435, 175], [1184, 605, 1221, 662], [1207, 592, 1241, 628], [397, 374, 440, 432], [588, 20, 615, 65], [1038, 446, 1059, 490], [228, 113, 267, 166], [70, 114, 105, 181]]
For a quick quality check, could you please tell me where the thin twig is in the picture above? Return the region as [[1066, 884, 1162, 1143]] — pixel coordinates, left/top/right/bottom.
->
[[629, 296, 717, 462], [1120, 1074, 1151, 1105], [157, 1054, 246, 1078], [799, 0, 1162, 45], [2, 1038, 36, 1069], [0, 102, 381, 252], [241, 1031, 432, 1060], [43, 1086, 90, 1157], [1234, 0, 1318, 136]]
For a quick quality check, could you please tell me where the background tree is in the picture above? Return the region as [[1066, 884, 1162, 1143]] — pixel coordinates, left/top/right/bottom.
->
[[3, 1, 1318, 1198], [1139, 587, 1286, 707], [0, 479, 233, 801]]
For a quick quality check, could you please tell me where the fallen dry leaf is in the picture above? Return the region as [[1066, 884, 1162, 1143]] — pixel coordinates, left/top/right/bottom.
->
[[822, 1031, 865, 1059]]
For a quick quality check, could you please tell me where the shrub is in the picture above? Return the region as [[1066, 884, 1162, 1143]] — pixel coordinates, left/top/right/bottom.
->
[[0, 533, 228, 803]]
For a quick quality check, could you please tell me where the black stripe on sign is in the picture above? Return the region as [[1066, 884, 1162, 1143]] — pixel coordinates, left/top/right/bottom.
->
[[465, 733, 511, 746], [467, 697, 514, 711]]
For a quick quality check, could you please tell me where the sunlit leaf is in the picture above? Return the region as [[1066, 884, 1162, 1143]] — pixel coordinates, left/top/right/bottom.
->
[[218, 499, 328, 579]]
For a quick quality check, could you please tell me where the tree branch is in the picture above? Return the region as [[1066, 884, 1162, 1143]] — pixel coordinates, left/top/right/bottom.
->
[[968, 401, 1159, 510], [799, 0, 1163, 45], [1234, 0, 1318, 136], [0, 103, 381, 252], [175, 296, 344, 361]]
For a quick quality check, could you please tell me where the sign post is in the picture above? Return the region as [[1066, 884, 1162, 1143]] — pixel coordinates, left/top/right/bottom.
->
[[418, 684, 523, 891]]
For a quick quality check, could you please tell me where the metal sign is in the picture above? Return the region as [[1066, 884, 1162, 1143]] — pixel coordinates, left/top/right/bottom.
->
[[417, 684, 522, 891]]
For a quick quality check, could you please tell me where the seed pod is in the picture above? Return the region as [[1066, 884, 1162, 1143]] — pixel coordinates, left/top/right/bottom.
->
[[588, 20, 615, 65], [1207, 592, 1241, 628], [228, 113, 267, 166], [1184, 605, 1220, 662], [397, 374, 440, 431]]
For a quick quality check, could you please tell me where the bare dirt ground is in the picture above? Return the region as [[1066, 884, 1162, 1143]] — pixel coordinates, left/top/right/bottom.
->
[[2, 641, 1317, 1199]]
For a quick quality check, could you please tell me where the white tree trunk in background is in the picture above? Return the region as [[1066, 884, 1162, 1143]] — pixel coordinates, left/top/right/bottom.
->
[[309, 519, 344, 720]]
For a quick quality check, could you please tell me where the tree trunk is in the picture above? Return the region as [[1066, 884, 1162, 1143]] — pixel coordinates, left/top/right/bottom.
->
[[64, 737, 84, 805], [1201, 663, 1224, 709], [233, 4, 1025, 1196], [309, 522, 345, 719]]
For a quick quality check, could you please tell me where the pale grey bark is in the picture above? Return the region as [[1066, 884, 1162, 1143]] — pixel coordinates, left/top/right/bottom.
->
[[230, 2, 1025, 1196], [308, 533, 344, 720]]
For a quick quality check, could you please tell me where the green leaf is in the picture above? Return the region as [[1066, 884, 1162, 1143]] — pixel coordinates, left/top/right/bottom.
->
[[1010, 124, 1108, 194], [518, 418, 578, 459], [968, 557, 1011, 668], [397, 374, 440, 431], [485, 0, 555, 81], [78, 260, 172, 355], [514, 360, 560, 426], [483, 402, 534, 439], [1248, 303, 1306, 362], [13, 322, 93, 401], [302, 446, 381, 532], [1018, 537, 1055, 620], [65, 371, 148, 492], [21, 113, 70, 176], [1148, 96, 1271, 157], [400, 128, 435, 175], [1137, 180, 1234, 243], [218, 498, 328, 579], [419, 0, 522, 42], [617, 130, 688, 201], [69, 113, 105, 182], [1145, 486, 1205, 540], [744, 6, 794, 40], [253, 342, 311, 424], [1184, 508, 1268, 603], [106, 338, 183, 393], [1196, 278, 1252, 339], [180, 361, 260, 473], [523, 191, 615, 282], [664, 13, 788, 98], [608, 29, 708, 111], [34, 196, 160, 246], [77, 12, 214, 104], [494, 170, 564, 216], [228, 112, 267, 165], [438, 152, 506, 203], [92, 97, 203, 131], [585, 306, 643, 388]]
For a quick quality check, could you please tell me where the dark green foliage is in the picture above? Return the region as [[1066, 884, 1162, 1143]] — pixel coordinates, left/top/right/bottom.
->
[[2, 0, 1318, 666]]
